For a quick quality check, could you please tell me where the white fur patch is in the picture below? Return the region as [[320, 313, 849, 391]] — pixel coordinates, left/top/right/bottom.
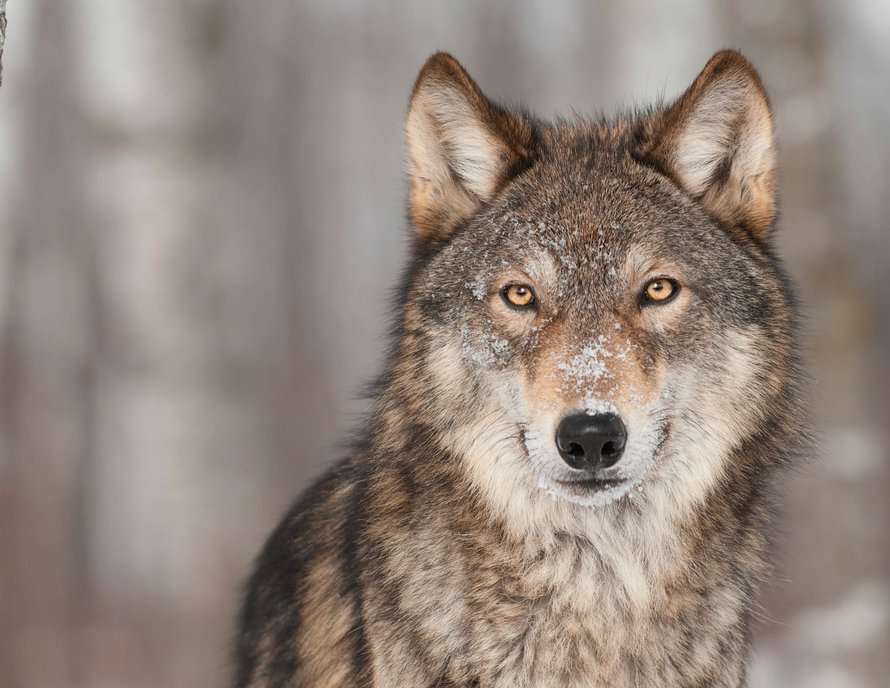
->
[[654, 326, 766, 518]]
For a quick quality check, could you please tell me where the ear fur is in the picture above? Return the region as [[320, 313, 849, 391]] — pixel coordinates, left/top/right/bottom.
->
[[406, 53, 536, 243], [642, 50, 778, 240]]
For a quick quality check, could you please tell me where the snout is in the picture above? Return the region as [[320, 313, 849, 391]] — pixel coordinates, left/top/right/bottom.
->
[[555, 412, 627, 473]]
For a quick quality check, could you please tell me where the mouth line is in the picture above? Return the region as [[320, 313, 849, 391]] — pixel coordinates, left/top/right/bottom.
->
[[553, 476, 627, 494]]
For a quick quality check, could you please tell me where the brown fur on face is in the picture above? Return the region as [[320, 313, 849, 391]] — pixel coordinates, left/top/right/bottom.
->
[[233, 50, 807, 688]]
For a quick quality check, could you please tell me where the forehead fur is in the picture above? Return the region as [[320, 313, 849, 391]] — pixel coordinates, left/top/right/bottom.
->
[[494, 118, 692, 227], [448, 117, 704, 275]]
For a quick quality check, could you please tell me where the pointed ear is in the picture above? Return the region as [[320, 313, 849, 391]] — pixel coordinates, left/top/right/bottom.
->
[[642, 50, 778, 240], [406, 53, 536, 243]]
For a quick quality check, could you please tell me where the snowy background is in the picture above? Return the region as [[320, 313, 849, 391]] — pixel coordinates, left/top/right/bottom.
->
[[0, 1, 888, 686]]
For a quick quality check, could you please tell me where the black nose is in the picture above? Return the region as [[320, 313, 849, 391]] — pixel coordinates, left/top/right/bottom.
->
[[555, 412, 627, 471]]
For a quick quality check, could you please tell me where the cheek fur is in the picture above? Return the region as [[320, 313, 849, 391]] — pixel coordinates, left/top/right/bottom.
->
[[655, 325, 772, 513]]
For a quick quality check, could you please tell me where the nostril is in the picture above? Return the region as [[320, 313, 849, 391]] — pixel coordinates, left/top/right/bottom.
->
[[566, 442, 585, 458], [601, 441, 618, 459]]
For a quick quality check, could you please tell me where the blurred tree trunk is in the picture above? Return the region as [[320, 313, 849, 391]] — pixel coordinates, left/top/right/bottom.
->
[[0, 2, 94, 685], [0, 1, 337, 686], [0, 1, 7, 86]]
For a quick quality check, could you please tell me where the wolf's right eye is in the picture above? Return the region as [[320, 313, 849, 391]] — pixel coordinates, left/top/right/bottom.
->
[[501, 283, 536, 309]]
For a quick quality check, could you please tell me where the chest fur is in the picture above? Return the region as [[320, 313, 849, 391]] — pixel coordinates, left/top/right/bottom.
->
[[372, 532, 749, 688]]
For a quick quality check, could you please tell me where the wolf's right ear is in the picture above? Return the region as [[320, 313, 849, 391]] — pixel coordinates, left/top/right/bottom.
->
[[406, 53, 536, 243]]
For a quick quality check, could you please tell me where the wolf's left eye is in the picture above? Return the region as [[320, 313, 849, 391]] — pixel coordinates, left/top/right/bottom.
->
[[501, 283, 536, 309], [642, 278, 679, 305]]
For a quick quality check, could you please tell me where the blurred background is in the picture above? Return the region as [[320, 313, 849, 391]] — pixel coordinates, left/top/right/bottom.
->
[[0, 1, 888, 686]]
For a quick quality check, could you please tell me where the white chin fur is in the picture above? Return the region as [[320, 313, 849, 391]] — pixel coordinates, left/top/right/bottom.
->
[[534, 472, 643, 507]]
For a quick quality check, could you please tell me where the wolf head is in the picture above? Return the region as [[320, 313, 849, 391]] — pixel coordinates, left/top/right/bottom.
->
[[388, 51, 799, 532]]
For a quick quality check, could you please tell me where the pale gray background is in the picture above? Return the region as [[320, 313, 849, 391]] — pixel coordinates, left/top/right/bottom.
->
[[1, 1, 888, 686]]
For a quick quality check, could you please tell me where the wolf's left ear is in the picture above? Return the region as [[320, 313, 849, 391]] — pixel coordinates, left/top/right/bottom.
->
[[406, 53, 536, 243], [642, 50, 777, 240]]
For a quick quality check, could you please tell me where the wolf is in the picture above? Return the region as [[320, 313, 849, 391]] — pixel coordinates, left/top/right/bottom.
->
[[233, 49, 806, 687]]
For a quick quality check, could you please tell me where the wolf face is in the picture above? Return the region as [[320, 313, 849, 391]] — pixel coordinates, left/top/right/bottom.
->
[[403, 52, 794, 528]]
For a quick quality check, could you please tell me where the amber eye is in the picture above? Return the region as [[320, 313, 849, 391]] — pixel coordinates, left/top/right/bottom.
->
[[501, 283, 536, 309], [643, 277, 679, 304]]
